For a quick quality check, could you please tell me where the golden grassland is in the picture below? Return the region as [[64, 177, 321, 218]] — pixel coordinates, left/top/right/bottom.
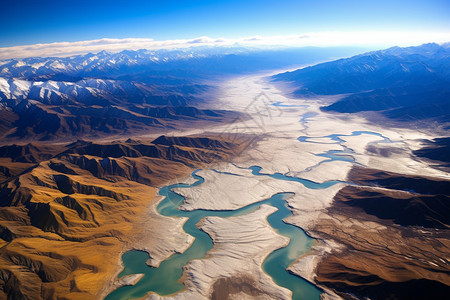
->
[[0, 136, 241, 299]]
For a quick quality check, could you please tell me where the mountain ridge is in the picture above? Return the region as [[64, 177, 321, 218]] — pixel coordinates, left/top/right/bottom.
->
[[0, 134, 247, 299], [273, 43, 450, 124], [0, 46, 368, 142]]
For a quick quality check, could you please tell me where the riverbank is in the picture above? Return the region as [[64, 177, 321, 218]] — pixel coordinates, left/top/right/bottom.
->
[[105, 71, 450, 299]]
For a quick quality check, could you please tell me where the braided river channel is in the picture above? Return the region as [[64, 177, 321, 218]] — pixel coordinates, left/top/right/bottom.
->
[[106, 122, 391, 300]]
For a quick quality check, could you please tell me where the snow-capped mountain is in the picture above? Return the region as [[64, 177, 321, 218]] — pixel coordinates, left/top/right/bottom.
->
[[0, 48, 205, 79], [0, 48, 240, 108], [0, 48, 251, 141], [274, 43, 450, 95], [0, 46, 368, 141], [0, 77, 196, 106]]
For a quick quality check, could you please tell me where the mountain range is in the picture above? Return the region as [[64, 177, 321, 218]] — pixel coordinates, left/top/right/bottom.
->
[[274, 43, 450, 124], [1, 43, 449, 300], [0, 46, 365, 142], [0, 47, 363, 80]]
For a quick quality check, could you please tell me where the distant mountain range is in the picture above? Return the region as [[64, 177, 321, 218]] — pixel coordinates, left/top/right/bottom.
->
[[0, 46, 364, 141], [274, 43, 450, 123]]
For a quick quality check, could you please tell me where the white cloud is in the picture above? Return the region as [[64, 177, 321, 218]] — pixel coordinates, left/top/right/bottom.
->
[[243, 36, 263, 41], [187, 36, 217, 44], [0, 31, 449, 60]]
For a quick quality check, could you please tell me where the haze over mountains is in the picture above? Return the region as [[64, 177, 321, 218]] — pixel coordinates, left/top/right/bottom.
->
[[274, 43, 450, 124], [0, 47, 365, 142]]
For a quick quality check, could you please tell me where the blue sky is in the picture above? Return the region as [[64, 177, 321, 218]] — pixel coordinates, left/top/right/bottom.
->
[[1, 0, 449, 47]]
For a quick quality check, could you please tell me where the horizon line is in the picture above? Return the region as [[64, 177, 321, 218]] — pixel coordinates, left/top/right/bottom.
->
[[0, 31, 449, 60]]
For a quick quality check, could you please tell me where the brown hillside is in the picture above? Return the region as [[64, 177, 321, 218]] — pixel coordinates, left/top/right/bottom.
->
[[0, 135, 247, 299]]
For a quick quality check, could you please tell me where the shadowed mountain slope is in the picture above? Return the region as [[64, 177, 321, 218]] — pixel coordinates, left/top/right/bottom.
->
[[414, 137, 450, 166], [274, 43, 450, 123]]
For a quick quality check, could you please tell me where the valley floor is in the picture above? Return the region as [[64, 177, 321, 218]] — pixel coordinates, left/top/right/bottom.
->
[[107, 72, 450, 299], [1, 71, 449, 300]]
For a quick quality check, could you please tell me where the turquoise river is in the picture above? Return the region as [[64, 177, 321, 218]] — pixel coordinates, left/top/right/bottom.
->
[[106, 130, 390, 300]]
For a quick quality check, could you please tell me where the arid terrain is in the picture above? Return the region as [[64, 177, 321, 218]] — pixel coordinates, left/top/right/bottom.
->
[[0, 135, 248, 299], [131, 71, 448, 300], [1, 44, 449, 300]]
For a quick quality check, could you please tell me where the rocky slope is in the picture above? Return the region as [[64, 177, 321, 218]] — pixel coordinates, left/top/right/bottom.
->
[[311, 166, 450, 300], [0, 82, 239, 142], [0, 135, 245, 300]]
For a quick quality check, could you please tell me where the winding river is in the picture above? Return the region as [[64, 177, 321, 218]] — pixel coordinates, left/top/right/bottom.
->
[[105, 107, 393, 300], [298, 130, 393, 170], [105, 167, 343, 300]]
